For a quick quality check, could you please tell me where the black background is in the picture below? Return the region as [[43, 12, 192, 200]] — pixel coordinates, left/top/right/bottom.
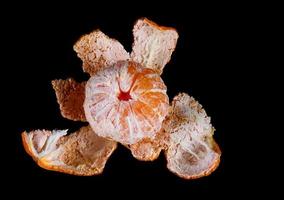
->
[[4, 1, 242, 197]]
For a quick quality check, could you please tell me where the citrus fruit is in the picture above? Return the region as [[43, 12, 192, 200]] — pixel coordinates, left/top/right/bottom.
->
[[84, 60, 169, 144]]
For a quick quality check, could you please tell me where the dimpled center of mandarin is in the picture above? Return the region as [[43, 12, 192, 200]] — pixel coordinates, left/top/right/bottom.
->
[[117, 64, 137, 101], [118, 90, 132, 101]]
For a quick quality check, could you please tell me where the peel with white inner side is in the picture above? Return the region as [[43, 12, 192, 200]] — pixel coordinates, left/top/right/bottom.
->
[[131, 18, 179, 74], [164, 93, 221, 179], [22, 126, 117, 176], [74, 30, 129, 76]]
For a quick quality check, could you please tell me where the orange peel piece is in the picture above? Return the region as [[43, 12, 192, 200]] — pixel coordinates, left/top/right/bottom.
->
[[74, 30, 129, 76], [52, 78, 86, 121], [129, 139, 162, 161], [131, 18, 179, 74], [163, 93, 221, 179], [128, 127, 169, 161], [22, 126, 117, 176]]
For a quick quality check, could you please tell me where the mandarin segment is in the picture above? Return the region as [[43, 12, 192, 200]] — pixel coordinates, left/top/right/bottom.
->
[[21, 126, 117, 176], [84, 61, 169, 144], [139, 92, 169, 118]]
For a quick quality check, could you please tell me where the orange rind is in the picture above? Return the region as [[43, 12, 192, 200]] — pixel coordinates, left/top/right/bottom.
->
[[131, 18, 179, 74], [74, 30, 129, 76], [128, 127, 169, 161], [163, 93, 221, 179], [22, 126, 117, 176], [52, 78, 86, 121]]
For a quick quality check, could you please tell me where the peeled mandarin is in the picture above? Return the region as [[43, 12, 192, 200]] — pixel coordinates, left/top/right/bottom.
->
[[84, 61, 169, 144]]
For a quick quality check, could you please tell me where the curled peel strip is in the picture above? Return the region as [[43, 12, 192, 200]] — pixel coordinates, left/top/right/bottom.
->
[[164, 93, 221, 179], [131, 18, 179, 74], [22, 126, 117, 176]]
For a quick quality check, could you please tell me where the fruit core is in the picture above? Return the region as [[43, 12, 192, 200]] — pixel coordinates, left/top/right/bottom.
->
[[118, 90, 132, 101]]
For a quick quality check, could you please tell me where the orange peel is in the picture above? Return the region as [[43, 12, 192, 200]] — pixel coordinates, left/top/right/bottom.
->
[[74, 30, 129, 76], [131, 18, 179, 74], [128, 127, 169, 161], [163, 93, 221, 179], [52, 78, 86, 121], [22, 126, 117, 176]]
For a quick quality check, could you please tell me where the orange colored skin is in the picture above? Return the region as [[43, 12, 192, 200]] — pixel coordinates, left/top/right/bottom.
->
[[143, 18, 177, 31], [21, 132, 105, 176]]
